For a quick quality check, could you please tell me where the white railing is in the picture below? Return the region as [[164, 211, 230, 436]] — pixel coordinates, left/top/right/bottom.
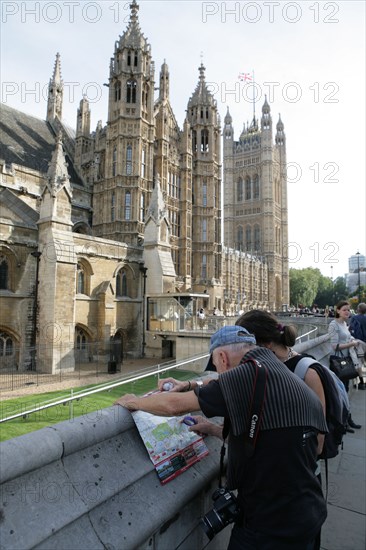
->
[[0, 353, 209, 424], [295, 325, 318, 343]]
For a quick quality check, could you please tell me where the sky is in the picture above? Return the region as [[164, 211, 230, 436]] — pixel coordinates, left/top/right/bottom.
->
[[1, 0, 365, 280]]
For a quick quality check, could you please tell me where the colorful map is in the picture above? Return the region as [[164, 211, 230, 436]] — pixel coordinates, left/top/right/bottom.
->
[[132, 411, 209, 484]]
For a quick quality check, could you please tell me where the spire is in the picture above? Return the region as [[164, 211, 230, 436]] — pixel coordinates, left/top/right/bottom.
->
[[146, 174, 167, 224], [46, 133, 71, 197], [52, 52, 62, 83], [187, 63, 216, 109], [47, 53, 63, 122], [224, 107, 232, 125], [39, 133, 72, 223], [118, 0, 146, 49]]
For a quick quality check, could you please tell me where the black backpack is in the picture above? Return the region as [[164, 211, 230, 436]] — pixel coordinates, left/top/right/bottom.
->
[[349, 316, 364, 341], [294, 356, 349, 459]]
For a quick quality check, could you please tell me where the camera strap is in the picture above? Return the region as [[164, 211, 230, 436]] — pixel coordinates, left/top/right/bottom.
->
[[218, 359, 268, 487]]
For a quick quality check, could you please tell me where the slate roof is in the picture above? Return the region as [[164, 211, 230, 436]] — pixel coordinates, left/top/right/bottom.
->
[[0, 103, 83, 185], [0, 188, 38, 228]]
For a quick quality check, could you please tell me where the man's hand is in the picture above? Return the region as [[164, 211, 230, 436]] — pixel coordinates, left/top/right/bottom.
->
[[188, 415, 224, 440], [158, 377, 189, 392], [114, 394, 138, 411]]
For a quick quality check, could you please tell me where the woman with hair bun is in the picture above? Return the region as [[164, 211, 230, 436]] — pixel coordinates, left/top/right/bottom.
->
[[235, 310, 326, 443]]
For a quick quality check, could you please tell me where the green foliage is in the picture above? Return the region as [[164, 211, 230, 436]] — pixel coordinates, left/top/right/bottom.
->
[[290, 268, 349, 308], [289, 267, 323, 307]]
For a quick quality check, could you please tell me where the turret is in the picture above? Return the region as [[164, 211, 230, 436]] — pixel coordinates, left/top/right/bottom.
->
[[76, 95, 91, 138], [261, 95, 272, 133], [159, 60, 170, 102], [275, 114, 285, 146]]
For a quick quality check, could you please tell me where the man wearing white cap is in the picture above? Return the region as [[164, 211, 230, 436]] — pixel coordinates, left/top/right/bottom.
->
[[115, 325, 327, 549]]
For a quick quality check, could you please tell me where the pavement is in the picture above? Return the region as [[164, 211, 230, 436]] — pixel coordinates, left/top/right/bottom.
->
[[320, 384, 366, 550]]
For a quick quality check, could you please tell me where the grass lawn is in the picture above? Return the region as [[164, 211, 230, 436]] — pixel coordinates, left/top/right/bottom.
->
[[0, 371, 193, 442]]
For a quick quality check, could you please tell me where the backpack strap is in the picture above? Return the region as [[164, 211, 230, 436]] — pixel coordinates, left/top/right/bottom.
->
[[294, 356, 317, 380]]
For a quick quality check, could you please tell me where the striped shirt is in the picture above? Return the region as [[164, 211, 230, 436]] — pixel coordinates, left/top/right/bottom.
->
[[219, 347, 328, 436]]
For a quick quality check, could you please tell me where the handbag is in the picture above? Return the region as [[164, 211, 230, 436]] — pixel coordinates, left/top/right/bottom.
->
[[329, 348, 358, 381]]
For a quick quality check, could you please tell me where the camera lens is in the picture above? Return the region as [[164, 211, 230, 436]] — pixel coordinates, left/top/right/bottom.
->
[[200, 510, 224, 541]]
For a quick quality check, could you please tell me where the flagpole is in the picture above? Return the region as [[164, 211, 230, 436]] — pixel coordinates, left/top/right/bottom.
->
[[252, 69, 255, 122]]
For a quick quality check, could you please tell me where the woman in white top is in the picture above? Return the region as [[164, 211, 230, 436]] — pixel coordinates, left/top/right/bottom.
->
[[328, 300, 364, 430]]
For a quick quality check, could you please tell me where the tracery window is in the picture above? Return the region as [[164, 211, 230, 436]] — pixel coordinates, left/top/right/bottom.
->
[[126, 80, 137, 103], [126, 145, 132, 175], [237, 178, 243, 202], [125, 191, 131, 220], [116, 270, 128, 297], [0, 256, 9, 290]]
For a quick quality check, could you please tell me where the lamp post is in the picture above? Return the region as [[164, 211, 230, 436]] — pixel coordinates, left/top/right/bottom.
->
[[30, 251, 42, 370], [139, 265, 148, 358], [356, 251, 361, 303], [330, 265, 334, 305]]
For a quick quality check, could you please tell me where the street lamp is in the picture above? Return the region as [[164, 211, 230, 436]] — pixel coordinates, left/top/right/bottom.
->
[[330, 265, 334, 305], [356, 251, 361, 303], [30, 251, 42, 370]]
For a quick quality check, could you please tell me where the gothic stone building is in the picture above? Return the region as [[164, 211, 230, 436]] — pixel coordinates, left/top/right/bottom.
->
[[0, 1, 288, 373]]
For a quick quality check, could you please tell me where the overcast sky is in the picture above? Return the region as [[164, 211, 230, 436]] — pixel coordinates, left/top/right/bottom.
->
[[1, 0, 365, 279]]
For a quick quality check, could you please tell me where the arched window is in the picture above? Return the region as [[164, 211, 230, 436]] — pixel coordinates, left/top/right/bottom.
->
[[116, 270, 128, 297], [201, 129, 209, 152], [237, 178, 243, 202], [0, 256, 9, 290], [112, 147, 117, 177], [202, 219, 207, 241], [111, 192, 115, 222], [126, 145, 132, 175], [140, 193, 145, 222], [202, 255, 207, 279], [141, 148, 146, 178], [253, 174, 260, 199], [76, 328, 87, 350], [245, 177, 251, 200], [237, 226, 244, 249], [254, 225, 261, 251], [192, 130, 197, 152], [114, 81, 121, 101], [76, 259, 92, 296], [0, 332, 13, 357], [202, 183, 207, 207], [76, 263, 85, 294], [246, 225, 252, 251], [126, 80, 137, 103], [125, 191, 131, 220]]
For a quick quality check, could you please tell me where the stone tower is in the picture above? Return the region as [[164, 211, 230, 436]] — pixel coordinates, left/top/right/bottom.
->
[[186, 64, 222, 298], [223, 97, 289, 309], [93, 0, 155, 245]]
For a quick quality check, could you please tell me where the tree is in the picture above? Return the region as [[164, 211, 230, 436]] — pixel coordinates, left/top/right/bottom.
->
[[314, 275, 334, 308], [289, 268, 322, 307]]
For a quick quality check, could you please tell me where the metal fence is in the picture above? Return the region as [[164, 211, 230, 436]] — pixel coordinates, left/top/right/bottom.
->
[[0, 342, 124, 392]]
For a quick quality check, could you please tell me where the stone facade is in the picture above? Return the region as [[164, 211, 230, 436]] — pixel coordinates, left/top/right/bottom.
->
[[0, 1, 288, 373]]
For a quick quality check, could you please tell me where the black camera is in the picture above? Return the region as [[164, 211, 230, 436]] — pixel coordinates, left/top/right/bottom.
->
[[200, 487, 242, 541]]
